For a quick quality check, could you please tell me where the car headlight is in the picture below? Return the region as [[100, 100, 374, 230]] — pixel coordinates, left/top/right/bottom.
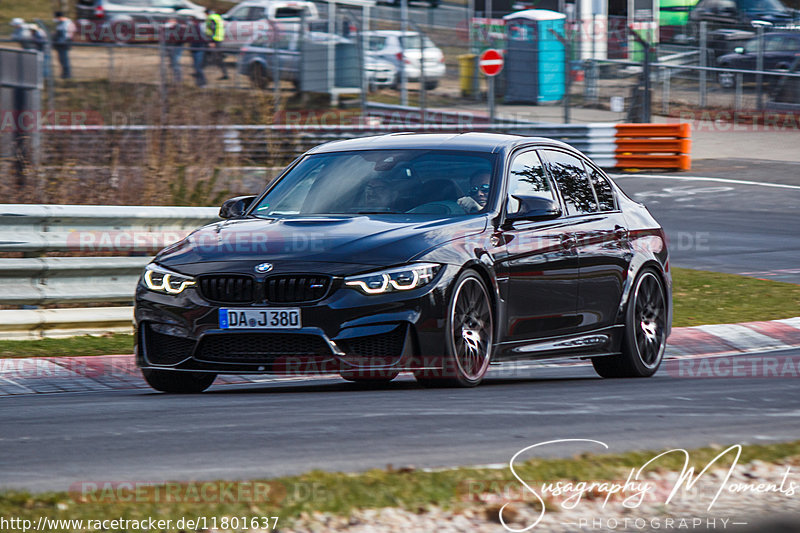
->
[[142, 263, 196, 295], [344, 263, 441, 295]]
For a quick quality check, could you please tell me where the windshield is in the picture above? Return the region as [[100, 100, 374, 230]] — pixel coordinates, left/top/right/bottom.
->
[[399, 35, 436, 49], [740, 0, 789, 14], [251, 150, 497, 217]]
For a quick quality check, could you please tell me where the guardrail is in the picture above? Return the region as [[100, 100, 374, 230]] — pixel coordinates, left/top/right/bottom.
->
[[0, 204, 218, 339], [40, 120, 663, 170], [615, 123, 692, 170]]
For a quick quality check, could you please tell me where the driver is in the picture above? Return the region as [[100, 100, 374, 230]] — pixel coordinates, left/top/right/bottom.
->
[[362, 178, 397, 208], [457, 171, 491, 213]]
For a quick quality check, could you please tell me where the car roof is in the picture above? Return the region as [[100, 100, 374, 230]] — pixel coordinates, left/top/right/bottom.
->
[[236, 0, 315, 6], [364, 31, 422, 37], [305, 132, 577, 155]]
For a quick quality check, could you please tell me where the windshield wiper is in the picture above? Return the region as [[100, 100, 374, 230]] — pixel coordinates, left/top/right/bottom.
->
[[355, 210, 402, 215]]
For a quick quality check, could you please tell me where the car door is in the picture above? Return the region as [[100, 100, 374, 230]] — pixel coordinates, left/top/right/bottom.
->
[[493, 149, 581, 348], [764, 36, 795, 69], [540, 149, 632, 334]]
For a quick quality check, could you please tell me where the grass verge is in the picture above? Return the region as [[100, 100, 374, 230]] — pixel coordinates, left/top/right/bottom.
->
[[671, 267, 800, 327], [1, 440, 799, 531], [0, 334, 133, 359], [0, 268, 799, 358]]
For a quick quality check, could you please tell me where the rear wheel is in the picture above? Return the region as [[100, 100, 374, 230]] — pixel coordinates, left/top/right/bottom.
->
[[423, 80, 438, 91], [141, 369, 217, 393], [250, 63, 269, 89], [415, 271, 493, 387], [592, 269, 667, 378]]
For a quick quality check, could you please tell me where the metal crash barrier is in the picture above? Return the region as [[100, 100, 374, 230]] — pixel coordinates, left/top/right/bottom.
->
[[0, 205, 218, 339]]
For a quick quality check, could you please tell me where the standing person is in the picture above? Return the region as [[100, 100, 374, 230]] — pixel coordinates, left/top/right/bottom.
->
[[52, 11, 74, 79], [204, 8, 228, 80], [164, 17, 185, 84], [188, 16, 209, 87], [10, 18, 34, 49], [28, 23, 48, 52]]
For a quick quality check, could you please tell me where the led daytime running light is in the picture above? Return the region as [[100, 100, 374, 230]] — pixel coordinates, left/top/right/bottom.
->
[[344, 264, 438, 295], [144, 268, 196, 294]]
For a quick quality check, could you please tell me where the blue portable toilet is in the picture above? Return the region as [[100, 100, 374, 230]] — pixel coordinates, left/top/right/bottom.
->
[[503, 9, 566, 104]]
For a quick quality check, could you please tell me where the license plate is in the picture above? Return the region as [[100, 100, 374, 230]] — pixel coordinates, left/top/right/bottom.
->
[[219, 308, 301, 329]]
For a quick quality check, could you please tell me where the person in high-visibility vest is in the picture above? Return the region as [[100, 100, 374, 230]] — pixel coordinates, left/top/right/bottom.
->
[[204, 8, 228, 80]]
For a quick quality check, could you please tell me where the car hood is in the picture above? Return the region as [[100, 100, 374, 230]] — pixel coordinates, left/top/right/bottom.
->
[[155, 214, 487, 274]]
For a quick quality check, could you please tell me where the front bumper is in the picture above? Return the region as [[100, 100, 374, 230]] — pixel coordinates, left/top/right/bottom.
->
[[135, 265, 458, 375]]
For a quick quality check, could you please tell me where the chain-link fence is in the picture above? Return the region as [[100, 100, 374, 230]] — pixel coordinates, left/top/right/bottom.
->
[[4, 6, 800, 204]]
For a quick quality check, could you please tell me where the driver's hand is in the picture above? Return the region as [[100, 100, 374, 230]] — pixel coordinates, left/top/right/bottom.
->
[[458, 196, 481, 213]]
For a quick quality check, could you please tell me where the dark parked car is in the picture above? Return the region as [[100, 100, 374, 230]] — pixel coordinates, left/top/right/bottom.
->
[[239, 32, 397, 91], [689, 0, 800, 37], [135, 133, 672, 392], [717, 31, 800, 86]]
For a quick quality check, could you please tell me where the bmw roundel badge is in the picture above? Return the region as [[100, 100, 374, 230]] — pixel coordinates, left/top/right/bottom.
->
[[254, 262, 273, 273]]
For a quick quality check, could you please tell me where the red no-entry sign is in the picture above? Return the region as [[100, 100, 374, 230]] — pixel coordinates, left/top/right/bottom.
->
[[478, 49, 504, 77]]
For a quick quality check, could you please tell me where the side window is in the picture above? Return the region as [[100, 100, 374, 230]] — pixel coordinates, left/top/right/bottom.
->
[[766, 36, 792, 52], [506, 151, 555, 214], [588, 166, 617, 212], [246, 7, 266, 20], [368, 36, 386, 51], [542, 150, 598, 216], [225, 5, 248, 20]]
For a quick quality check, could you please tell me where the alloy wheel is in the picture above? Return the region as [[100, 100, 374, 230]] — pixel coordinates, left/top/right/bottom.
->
[[633, 272, 666, 369], [450, 275, 493, 382]]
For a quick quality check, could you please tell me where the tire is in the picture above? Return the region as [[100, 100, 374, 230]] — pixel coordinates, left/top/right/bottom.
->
[[250, 63, 269, 90], [414, 270, 494, 387], [592, 269, 667, 378], [423, 80, 438, 91], [141, 368, 217, 393]]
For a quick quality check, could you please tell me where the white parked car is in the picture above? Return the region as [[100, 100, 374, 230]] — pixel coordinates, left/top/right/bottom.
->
[[221, 0, 321, 50], [364, 30, 446, 90]]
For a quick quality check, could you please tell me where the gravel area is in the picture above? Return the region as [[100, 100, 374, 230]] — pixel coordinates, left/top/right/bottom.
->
[[279, 458, 800, 532]]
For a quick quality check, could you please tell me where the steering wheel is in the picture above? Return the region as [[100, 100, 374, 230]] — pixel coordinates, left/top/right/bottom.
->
[[406, 201, 465, 215]]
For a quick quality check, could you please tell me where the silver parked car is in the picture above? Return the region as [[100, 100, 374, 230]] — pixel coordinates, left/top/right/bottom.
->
[[221, 0, 321, 50], [76, 0, 205, 42], [364, 30, 446, 90], [239, 32, 397, 91]]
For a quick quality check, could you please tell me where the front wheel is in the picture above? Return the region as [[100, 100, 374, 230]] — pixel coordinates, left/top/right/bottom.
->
[[141, 369, 217, 393], [592, 269, 667, 378], [415, 271, 494, 387]]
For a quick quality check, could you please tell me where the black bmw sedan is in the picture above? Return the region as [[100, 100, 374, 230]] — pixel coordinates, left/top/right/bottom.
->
[[135, 133, 671, 392]]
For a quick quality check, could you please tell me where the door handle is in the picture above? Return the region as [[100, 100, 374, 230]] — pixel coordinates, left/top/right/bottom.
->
[[614, 225, 628, 240], [560, 233, 576, 249]]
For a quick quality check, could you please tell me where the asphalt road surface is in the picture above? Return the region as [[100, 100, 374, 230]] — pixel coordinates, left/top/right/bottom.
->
[[613, 172, 800, 284], [2, 350, 800, 492]]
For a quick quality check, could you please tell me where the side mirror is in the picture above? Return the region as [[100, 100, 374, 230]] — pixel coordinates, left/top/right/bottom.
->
[[735, 46, 745, 54], [219, 195, 256, 219], [504, 195, 562, 225]]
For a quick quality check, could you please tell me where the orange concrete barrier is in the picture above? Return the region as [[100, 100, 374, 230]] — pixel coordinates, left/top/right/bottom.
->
[[614, 123, 692, 171]]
